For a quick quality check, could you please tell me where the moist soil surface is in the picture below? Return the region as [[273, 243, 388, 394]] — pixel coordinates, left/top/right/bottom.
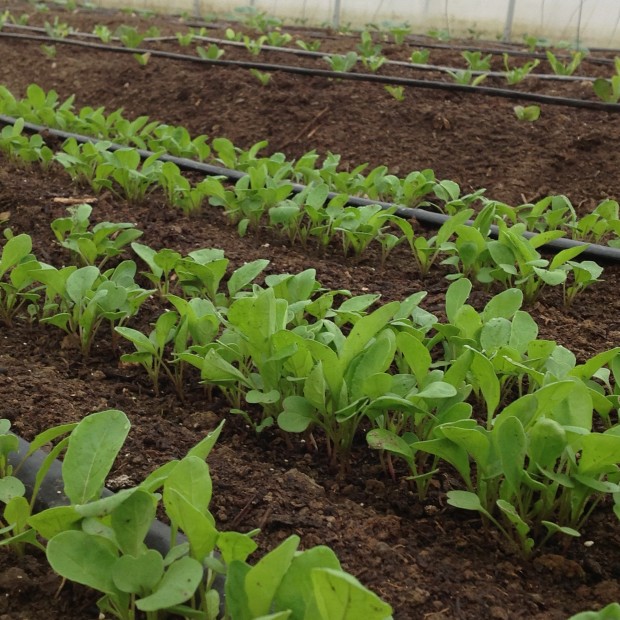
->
[[0, 3, 620, 619]]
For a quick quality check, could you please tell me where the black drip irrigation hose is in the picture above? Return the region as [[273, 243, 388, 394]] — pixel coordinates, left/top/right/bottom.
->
[[0, 31, 617, 112], [1, 23, 600, 84], [398, 37, 617, 67], [1, 114, 620, 264]]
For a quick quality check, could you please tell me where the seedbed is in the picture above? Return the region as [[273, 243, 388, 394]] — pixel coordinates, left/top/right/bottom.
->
[[1, 3, 620, 619]]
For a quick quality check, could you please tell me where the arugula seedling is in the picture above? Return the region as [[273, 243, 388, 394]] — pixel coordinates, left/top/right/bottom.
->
[[51, 204, 143, 268], [445, 68, 487, 86], [514, 105, 540, 121], [462, 50, 492, 71], [296, 39, 321, 52], [93, 24, 112, 43], [503, 54, 540, 84], [546, 50, 584, 76], [37, 261, 152, 355], [131, 242, 182, 298], [384, 85, 405, 101], [593, 75, 620, 103], [0, 233, 42, 326], [323, 52, 358, 72], [410, 49, 430, 64], [249, 68, 272, 85]]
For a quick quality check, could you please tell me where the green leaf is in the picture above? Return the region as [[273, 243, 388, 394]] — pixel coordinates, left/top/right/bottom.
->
[[446, 278, 471, 323], [47, 530, 119, 594], [0, 476, 25, 503], [111, 489, 157, 556], [228, 259, 269, 296], [163, 456, 212, 517], [113, 549, 164, 594], [396, 331, 430, 385], [482, 287, 523, 321], [528, 418, 567, 469], [578, 433, 620, 476], [446, 490, 488, 513], [279, 396, 316, 433], [66, 266, 100, 304], [136, 556, 203, 611], [495, 416, 526, 496], [274, 546, 341, 618], [28, 505, 82, 540], [218, 531, 258, 564], [340, 301, 399, 370], [0, 234, 32, 276], [246, 535, 300, 617], [366, 429, 413, 465], [186, 419, 225, 460], [469, 349, 500, 425], [62, 410, 130, 505], [312, 568, 393, 620]]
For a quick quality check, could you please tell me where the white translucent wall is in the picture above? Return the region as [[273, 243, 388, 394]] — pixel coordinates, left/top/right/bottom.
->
[[92, 0, 620, 47]]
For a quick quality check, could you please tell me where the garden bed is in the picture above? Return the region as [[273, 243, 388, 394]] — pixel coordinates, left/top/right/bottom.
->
[[0, 3, 620, 619]]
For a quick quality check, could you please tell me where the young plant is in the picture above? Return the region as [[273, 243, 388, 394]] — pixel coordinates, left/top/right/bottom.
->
[[0, 232, 42, 326], [296, 38, 321, 52], [593, 75, 620, 103], [51, 203, 143, 268], [400, 208, 474, 276], [278, 301, 402, 466], [427, 379, 620, 556], [133, 52, 151, 66], [175, 30, 195, 47], [249, 68, 272, 85], [93, 24, 112, 43], [335, 205, 398, 257], [131, 242, 182, 298], [323, 52, 358, 73], [37, 261, 152, 355], [384, 85, 405, 101], [445, 68, 487, 86], [37, 410, 391, 620], [546, 50, 584, 76], [462, 50, 492, 72], [116, 306, 217, 397], [43, 17, 72, 39], [243, 34, 267, 56], [563, 260, 604, 305], [410, 49, 430, 64], [503, 54, 540, 84], [265, 30, 293, 47], [94, 148, 163, 202], [514, 105, 541, 121], [115, 24, 159, 49], [40, 44, 57, 59], [388, 24, 411, 44], [196, 43, 224, 60]]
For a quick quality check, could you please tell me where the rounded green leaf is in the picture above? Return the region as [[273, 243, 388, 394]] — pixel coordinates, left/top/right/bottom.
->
[[47, 530, 119, 594], [113, 550, 164, 594], [62, 410, 131, 505], [136, 556, 203, 611], [0, 476, 25, 503]]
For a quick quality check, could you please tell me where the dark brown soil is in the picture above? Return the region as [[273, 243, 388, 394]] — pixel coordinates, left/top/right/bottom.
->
[[0, 3, 620, 619]]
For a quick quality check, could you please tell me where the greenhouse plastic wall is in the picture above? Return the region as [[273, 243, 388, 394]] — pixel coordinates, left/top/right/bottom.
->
[[90, 0, 620, 47]]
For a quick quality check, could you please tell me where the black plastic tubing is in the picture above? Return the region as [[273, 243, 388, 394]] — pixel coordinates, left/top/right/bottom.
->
[[0, 31, 619, 112]]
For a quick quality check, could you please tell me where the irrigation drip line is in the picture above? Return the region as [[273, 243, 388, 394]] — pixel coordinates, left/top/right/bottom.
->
[[0, 31, 617, 112], [2, 113, 619, 264], [178, 33, 598, 83], [398, 38, 616, 67], [0, 23, 606, 84]]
